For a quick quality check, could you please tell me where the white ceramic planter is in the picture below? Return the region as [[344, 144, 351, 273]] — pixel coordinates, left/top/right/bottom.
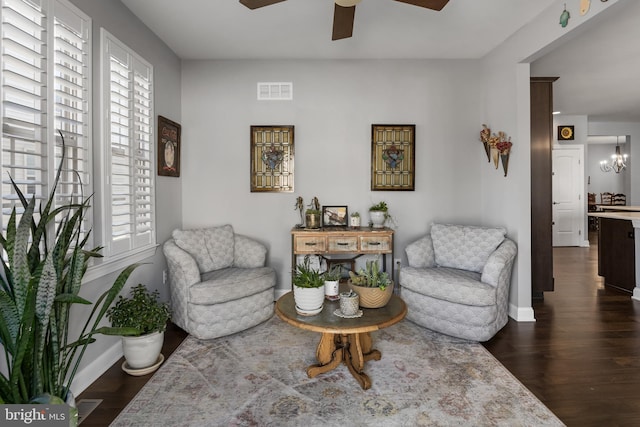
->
[[122, 330, 164, 369], [350, 216, 361, 228], [293, 285, 325, 315], [369, 211, 386, 228], [324, 280, 340, 300]]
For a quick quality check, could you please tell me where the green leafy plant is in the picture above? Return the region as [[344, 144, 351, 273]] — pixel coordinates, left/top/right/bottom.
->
[[348, 260, 390, 291], [350, 212, 360, 217], [0, 133, 140, 405], [292, 256, 324, 288], [323, 264, 342, 282], [305, 209, 321, 215], [107, 284, 170, 335], [369, 201, 388, 212]]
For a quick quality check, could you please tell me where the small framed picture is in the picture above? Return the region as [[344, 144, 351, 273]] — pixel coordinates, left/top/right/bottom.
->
[[158, 115, 181, 177], [322, 206, 348, 227], [557, 125, 574, 141]]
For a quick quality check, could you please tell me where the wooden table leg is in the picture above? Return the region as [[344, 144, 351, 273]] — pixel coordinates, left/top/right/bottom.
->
[[306, 332, 381, 390]]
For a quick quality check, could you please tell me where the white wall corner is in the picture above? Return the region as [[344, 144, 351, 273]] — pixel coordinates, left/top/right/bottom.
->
[[70, 341, 123, 396], [509, 303, 536, 322]]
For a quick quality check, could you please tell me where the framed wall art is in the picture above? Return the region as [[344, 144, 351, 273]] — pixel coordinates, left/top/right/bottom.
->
[[558, 125, 574, 141], [250, 125, 294, 192], [322, 206, 348, 227], [371, 124, 415, 191], [158, 115, 181, 177]]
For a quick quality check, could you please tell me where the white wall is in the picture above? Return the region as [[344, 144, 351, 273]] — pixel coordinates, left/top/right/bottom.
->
[[68, 0, 182, 394], [480, 0, 622, 321], [181, 59, 485, 293]]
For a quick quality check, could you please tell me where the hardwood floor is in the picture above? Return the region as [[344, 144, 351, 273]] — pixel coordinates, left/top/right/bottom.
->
[[79, 234, 640, 426]]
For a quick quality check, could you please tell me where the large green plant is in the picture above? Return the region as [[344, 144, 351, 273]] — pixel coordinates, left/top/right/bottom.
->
[[107, 284, 170, 336], [292, 257, 324, 288], [0, 134, 139, 404], [348, 260, 390, 291]]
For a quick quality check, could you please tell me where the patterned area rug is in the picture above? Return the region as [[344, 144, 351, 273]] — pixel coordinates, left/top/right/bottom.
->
[[111, 316, 564, 426]]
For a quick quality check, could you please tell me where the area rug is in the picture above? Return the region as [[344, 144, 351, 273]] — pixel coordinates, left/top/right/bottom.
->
[[111, 316, 564, 426]]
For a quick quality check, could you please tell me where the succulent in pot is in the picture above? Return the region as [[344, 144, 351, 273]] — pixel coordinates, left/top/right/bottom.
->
[[292, 256, 325, 315], [348, 260, 394, 308], [323, 263, 342, 300], [368, 201, 390, 228]]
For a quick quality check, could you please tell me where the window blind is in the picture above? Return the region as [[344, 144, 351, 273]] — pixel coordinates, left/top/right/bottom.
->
[[1, 0, 90, 237], [103, 30, 154, 257]]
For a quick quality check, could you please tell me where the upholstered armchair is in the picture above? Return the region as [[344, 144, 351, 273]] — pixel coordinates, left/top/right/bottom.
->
[[399, 223, 517, 342], [163, 224, 276, 340]]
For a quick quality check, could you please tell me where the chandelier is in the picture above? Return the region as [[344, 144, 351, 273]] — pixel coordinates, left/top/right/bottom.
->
[[600, 137, 628, 173]]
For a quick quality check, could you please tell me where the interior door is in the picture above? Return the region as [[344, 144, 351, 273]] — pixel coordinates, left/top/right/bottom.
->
[[552, 146, 584, 246]]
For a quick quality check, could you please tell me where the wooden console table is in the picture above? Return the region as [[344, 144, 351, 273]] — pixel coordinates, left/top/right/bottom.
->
[[291, 227, 394, 288]]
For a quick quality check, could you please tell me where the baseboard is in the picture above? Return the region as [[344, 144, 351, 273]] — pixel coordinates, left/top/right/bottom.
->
[[509, 303, 536, 322], [70, 341, 123, 396], [580, 239, 590, 247]]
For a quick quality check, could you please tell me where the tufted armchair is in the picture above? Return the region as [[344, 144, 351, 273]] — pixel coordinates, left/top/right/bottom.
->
[[399, 223, 517, 342], [163, 224, 276, 340]]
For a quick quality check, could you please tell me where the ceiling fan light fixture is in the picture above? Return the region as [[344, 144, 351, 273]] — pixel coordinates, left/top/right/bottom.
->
[[335, 0, 362, 7]]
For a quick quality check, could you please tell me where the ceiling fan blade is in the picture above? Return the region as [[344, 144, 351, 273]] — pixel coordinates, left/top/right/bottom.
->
[[393, 0, 449, 11], [332, 4, 356, 40], [239, 0, 287, 10]]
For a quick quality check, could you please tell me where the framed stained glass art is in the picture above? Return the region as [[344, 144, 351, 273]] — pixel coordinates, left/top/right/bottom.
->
[[250, 125, 294, 192], [371, 124, 415, 191]]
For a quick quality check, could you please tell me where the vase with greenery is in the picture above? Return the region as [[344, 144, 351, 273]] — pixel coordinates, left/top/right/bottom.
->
[[350, 211, 361, 228], [368, 201, 389, 228], [292, 256, 325, 315], [0, 134, 140, 412], [348, 260, 394, 308], [106, 284, 171, 371], [322, 263, 342, 300]]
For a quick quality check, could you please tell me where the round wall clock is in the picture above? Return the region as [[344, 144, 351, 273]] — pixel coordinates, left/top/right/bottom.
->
[[558, 125, 574, 140]]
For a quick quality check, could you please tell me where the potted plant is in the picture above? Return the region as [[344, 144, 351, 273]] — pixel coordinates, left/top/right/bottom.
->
[[368, 201, 389, 228], [292, 256, 325, 315], [350, 211, 361, 228], [106, 284, 171, 372], [323, 263, 342, 300], [0, 134, 140, 417], [348, 260, 394, 308], [305, 196, 321, 229]]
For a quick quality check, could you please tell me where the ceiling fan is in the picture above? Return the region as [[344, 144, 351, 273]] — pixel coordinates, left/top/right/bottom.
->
[[239, 0, 450, 40]]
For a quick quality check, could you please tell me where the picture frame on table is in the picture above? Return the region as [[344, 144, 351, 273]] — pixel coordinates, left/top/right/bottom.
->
[[322, 206, 348, 227]]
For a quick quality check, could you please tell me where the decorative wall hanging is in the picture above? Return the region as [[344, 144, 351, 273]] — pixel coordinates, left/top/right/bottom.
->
[[580, 0, 590, 15], [496, 136, 513, 177], [371, 124, 415, 191], [559, 4, 570, 28], [479, 124, 513, 177], [250, 125, 294, 192], [558, 125, 574, 140], [480, 124, 491, 162], [158, 115, 181, 177]]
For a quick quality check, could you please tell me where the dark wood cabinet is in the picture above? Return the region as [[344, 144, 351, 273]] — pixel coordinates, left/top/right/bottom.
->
[[598, 217, 636, 293]]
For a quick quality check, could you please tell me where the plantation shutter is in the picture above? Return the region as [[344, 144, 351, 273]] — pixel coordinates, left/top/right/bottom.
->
[[1, 0, 90, 235], [103, 30, 154, 256]]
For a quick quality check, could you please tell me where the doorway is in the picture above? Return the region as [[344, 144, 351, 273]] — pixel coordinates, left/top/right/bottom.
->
[[552, 144, 584, 247]]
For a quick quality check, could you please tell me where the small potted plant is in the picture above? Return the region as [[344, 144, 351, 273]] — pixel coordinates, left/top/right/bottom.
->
[[348, 260, 393, 308], [368, 201, 389, 228], [292, 256, 325, 315], [107, 284, 171, 373], [323, 263, 342, 300], [350, 211, 361, 228]]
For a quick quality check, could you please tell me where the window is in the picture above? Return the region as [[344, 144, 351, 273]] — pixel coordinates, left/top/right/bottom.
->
[[100, 29, 155, 259], [1, 0, 91, 238]]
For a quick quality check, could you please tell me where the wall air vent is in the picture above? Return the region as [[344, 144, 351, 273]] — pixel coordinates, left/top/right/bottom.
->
[[257, 82, 293, 100]]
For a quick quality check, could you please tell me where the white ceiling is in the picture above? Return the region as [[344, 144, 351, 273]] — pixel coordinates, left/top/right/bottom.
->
[[121, 0, 640, 122]]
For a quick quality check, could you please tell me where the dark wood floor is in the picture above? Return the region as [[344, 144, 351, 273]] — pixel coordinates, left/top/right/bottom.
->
[[79, 233, 640, 426]]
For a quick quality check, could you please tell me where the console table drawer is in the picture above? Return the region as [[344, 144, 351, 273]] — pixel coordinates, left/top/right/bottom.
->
[[360, 236, 392, 252], [327, 236, 358, 252], [294, 236, 326, 253]]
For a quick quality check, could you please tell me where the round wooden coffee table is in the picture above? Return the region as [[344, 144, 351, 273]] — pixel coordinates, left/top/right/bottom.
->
[[275, 290, 407, 390]]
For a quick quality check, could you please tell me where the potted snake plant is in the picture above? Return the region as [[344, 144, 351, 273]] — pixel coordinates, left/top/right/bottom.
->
[[292, 256, 325, 315], [0, 133, 140, 421]]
